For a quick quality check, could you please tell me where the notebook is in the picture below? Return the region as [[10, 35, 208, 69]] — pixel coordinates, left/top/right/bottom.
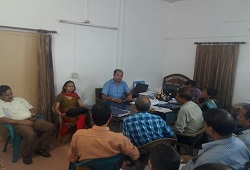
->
[[111, 106, 130, 117], [132, 83, 149, 98]]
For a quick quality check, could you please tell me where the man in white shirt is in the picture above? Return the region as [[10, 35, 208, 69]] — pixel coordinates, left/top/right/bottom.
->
[[173, 89, 203, 133], [0, 85, 55, 165]]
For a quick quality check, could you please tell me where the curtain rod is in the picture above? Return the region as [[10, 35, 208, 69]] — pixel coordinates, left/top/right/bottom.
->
[[59, 20, 118, 30], [194, 42, 246, 45], [0, 25, 57, 34]]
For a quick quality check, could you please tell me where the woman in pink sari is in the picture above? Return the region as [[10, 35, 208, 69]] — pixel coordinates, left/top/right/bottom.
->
[[55, 80, 85, 137]]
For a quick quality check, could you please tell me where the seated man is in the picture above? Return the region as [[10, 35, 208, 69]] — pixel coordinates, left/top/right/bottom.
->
[[148, 143, 180, 170], [68, 102, 140, 169], [181, 108, 250, 170], [101, 69, 132, 109], [185, 80, 201, 104], [0, 85, 55, 165], [194, 163, 235, 170], [173, 89, 203, 144], [123, 96, 176, 147], [237, 103, 250, 150]]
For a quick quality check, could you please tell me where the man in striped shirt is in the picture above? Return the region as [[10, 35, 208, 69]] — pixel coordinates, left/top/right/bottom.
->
[[122, 96, 176, 147], [181, 109, 250, 170], [237, 103, 250, 150]]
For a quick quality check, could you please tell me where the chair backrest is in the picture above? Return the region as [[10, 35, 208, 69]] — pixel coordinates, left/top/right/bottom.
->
[[95, 88, 103, 103], [134, 138, 177, 170], [70, 154, 124, 170], [138, 138, 177, 154], [176, 129, 207, 155]]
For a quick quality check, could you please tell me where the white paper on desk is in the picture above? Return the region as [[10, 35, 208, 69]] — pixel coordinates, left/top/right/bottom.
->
[[149, 99, 160, 106], [158, 101, 168, 104], [139, 91, 155, 96], [151, 106, 172, 113]]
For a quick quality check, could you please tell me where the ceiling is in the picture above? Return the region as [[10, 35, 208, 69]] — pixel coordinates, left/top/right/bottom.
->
[[162, 0, 185, 3]]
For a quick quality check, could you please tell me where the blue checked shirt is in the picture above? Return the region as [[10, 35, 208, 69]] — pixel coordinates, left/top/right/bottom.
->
[[122, 112, 175, 147], [182, 136, 250, 170]]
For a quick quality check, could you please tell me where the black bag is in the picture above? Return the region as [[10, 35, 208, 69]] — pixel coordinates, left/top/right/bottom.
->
[[65, 107, 88, 117]]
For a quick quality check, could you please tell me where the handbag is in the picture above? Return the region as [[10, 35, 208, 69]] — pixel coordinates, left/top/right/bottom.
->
[[66, 107, 89, 117]]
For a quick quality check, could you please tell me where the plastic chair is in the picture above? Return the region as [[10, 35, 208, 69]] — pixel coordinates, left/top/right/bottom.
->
[[68, 153, 124, 170], [1, 114, 44, 163]]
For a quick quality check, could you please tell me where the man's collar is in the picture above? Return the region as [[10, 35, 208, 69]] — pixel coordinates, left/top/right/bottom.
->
[[242, 129, 250, 134], [92, 125, 110, 131], [202, 136, 234, 150]]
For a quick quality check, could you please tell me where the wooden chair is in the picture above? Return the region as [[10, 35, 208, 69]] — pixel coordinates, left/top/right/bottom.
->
[[68, 153, 124, 170], [176, 128, 206, 155], [135, 138, 177, 170], [95, 88, 103, 103]]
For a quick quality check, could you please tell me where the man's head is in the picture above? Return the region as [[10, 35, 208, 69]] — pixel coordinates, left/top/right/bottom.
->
[[203, 108, 235, 138], [194, 163, 235, 170], [113, 69, 124, 83], [92, 102, 112, 126], [237, 104, 250, 129], [185, 80, 196, 91], [134, 96, 151, 113], [0, 85, 13, 102], [201, 87, 218, 99], [175, 88, 192, 104], [148, 143, 180, 170]]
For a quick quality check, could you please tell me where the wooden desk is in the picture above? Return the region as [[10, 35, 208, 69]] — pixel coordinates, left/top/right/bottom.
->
[[83, 103, 178, 133]]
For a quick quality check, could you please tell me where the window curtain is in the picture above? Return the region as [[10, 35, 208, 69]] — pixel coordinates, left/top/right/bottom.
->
[[193, 44, 239, 111], [37, 33, 55, 123]]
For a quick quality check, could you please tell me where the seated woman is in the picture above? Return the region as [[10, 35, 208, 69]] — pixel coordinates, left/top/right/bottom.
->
[[199, 87, 219, 112], [55, 80, 85, 137]]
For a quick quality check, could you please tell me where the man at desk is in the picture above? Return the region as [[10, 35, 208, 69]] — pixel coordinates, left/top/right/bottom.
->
[[123, 96, 176, 147], [102, 69, 132, 109]]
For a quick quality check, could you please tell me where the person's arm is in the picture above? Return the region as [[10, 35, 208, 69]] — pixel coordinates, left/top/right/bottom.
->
[[125, 92, 132, 101], [173, 110, 187, 134], [101, 81, 122, 103], [0, 117, 34, 126], [102, 93, 121, 103], [29, 108, 37, 116], [120, 136, 140, 160], [123, 82, 132, 101], [67, 132, 79, 162], [162, 121, 176, 139], [55, 102, 65, 117], [180, 155, 193, 164], [77, 99, 83, 107]]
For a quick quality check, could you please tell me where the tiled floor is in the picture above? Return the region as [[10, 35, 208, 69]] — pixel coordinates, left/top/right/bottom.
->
[[0, 138, 70, 170]]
